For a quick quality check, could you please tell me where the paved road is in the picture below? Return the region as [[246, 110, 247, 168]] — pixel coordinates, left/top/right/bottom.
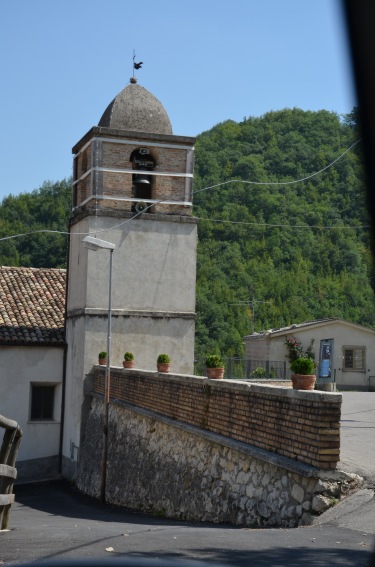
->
[[339, 392, 375, 484], [1, 392, 374, 567]]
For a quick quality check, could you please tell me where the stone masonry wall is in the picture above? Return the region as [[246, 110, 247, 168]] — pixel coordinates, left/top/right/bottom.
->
[[93, 368, 341, 469], [77, 396, 361, 528]]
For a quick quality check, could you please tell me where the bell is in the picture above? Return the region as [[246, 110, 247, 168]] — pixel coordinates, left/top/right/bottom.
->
[[134, 173, 151, 186], [135, 202, 149, 213]]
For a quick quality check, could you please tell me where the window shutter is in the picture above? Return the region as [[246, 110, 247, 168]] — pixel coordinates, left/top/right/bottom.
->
[[344, 349, 354, 368], [353, 348, 364, 370]]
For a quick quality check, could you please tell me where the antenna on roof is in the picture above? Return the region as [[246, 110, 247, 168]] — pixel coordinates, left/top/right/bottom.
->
[[230, 296, 271, 333], [131, 49, 143, 84]]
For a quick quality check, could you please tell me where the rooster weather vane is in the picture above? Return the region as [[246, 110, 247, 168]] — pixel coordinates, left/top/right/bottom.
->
[[131, 50, 143, 83]]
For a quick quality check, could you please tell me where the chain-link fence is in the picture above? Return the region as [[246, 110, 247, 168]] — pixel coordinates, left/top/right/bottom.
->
[[194, 357, 290, 380]]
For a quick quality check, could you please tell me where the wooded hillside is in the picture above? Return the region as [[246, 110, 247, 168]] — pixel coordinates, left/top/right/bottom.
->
[[0, 108, 373, 359], [193, 107, 374, 358]]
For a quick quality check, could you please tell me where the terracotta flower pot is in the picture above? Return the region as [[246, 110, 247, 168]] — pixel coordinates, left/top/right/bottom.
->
[[123, 360, 135, 369], [157, 363, 171, 373], [206, 367, 225, 379], [292, 374, 316, 390], [99, 358, 107, 366]]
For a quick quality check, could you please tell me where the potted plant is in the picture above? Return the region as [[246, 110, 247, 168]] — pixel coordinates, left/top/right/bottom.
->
[[123, 352, 135, 369], [205, 354, 225, 379], [157, 354, 171, 373], [98, 351, 107, 365], [290, 357, 316, 390]]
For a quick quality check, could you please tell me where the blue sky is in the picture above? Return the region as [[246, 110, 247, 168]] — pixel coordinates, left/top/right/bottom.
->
[[0, 0, 355, 201]]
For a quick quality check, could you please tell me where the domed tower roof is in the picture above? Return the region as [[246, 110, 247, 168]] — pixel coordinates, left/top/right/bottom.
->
[[98, 82, 173, 135]]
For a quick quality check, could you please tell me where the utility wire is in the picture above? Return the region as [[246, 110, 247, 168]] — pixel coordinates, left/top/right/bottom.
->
[[193, 139, 361, 195], [0, 138, 365, 243], [197, 217, 371, 230]]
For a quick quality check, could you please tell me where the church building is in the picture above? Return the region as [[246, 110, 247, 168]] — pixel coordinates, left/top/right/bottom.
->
[[62, 77, 198, 479]]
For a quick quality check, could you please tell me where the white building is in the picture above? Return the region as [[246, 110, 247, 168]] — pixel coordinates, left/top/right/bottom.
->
[[0, 266, 66, 479], [244, 318, 375, 390]]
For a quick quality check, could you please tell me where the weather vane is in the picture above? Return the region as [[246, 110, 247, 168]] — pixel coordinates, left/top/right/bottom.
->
[[131, 50, 143, 83]]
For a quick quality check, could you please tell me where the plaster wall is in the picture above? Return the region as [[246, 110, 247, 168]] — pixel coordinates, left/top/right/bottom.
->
[[0, 346, 63, 464], [68, 215, 197, 313], [62, 315, 86, 476], [246, 322, 375, 389], [64, 213, 197, 479], [67, 219, 89, 311], [87, 315, 196, 372]]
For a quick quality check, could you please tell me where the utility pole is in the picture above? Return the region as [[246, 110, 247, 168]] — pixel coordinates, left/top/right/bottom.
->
[[230, 296, 270, 333]]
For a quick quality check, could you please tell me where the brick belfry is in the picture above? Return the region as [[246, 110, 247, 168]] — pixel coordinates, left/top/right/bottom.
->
[[62, 77, 197, 479]]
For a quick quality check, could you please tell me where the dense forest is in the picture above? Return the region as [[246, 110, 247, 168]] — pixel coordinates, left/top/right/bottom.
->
[[1, 107, 374, 359], [0, 179, 71, 268]]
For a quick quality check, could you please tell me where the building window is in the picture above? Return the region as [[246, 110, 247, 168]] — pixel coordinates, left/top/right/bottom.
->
[[30, 385, 55, 421], [343, 347, 366, 371]]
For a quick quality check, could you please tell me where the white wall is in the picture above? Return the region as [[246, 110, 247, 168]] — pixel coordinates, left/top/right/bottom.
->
[[63, 213, 198, 479], [0, 346, 64, 462], [69, 215, 197, 313], [245, 321, 375, 389]]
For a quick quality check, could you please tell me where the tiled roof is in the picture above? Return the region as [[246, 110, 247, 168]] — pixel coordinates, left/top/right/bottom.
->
[[244, 317, 375, 338], [0, 266, 66, 346]]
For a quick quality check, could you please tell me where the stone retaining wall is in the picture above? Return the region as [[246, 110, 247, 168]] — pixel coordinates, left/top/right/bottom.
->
[[93, 368, 341, 469], [77, 396, 361, 528]]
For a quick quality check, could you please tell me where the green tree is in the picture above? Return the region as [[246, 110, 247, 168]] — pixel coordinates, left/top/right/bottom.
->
[[0, 179, 72, 268]]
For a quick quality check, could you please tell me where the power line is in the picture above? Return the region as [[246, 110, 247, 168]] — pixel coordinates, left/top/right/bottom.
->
[[0, 138, 363, 244], [193, 139, 361, 195], [197, 217, 371, 230]]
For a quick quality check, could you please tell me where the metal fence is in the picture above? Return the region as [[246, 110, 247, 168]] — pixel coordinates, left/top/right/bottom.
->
[[194, 358, 290, 380]]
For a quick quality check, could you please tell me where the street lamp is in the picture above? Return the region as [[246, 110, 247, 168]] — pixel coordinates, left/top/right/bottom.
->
[[82, 235, 115, 504]]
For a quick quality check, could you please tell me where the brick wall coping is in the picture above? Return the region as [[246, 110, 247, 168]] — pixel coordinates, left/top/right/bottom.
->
[[73, 126, 196, 154], [70, 208, 199, 226], [100, 367, 342, 405]]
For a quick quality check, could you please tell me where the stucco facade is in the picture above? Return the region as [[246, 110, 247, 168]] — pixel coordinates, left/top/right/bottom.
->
[[0, 266, 66, 480], [0, 345, 64, 478], [244, 318, 375, 390]]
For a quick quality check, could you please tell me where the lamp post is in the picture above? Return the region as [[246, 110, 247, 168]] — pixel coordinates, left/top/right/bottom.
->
[[82, 235, 115, 504]]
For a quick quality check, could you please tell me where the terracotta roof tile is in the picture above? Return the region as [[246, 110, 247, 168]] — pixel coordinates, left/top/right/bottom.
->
[[0, 266, 66, 346]]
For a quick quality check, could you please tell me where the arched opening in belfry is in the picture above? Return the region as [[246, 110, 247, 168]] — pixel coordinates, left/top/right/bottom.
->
[[130, 148, 156, 213]]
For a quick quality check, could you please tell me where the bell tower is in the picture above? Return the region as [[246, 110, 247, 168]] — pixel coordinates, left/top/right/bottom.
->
[[62, 79, 197, 479]]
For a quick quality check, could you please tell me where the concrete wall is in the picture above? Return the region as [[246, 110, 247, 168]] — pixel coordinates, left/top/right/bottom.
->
[[0, 345, 64, 478], [63, 213, 197, 480], [77, 393, 360, 528]]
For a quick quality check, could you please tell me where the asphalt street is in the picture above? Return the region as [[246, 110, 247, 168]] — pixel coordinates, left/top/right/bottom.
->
[[0, 392, 374, 567], [339, 392, 375, 484]]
